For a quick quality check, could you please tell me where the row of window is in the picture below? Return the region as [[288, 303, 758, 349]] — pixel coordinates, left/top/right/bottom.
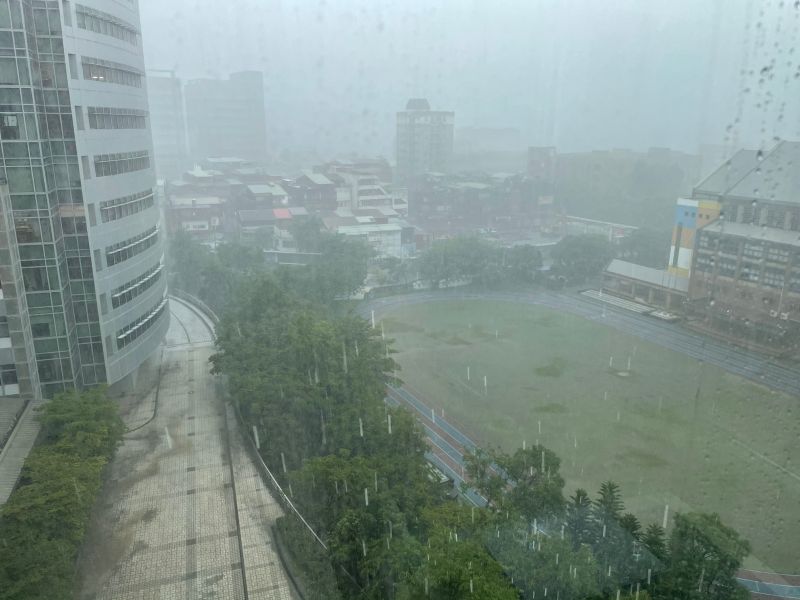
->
[[81, 57, 142, 88], [111, 260, 163, 309], [116, 295, 167, 349], [94, 151, 150, 177], [100, 189, 154, 223], [105, 225, 158, 267], [87, 106, 147, 130], [698, 257, 795, 290], [76, 4, 139, 46], [700, 235, 799, 265], [0, 363, 18, 386], [66, 256, 92, 281]]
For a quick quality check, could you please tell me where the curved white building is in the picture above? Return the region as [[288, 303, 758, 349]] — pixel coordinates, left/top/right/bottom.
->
[[0, 0, 167, 397]]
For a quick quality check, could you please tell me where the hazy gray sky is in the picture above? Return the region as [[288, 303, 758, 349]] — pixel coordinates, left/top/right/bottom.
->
[[139, 0, 800, 161]]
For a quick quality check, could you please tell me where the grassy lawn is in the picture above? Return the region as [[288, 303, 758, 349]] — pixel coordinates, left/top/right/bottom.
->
[[383, 299, 800, 573]]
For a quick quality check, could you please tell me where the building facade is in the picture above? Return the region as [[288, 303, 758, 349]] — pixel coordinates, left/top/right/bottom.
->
[[146, 70, 187, 181], [395, 98, 453, 186], [667, 197, 721, 277], [0, 183, 41, 401], [184, 71, 267, 164], [0, 0, 167, 397], [686, 141, 800, 354]]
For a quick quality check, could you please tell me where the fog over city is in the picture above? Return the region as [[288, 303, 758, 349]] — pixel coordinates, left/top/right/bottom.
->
[[1, 1, 799, 598], [140, 0, 799, 161]]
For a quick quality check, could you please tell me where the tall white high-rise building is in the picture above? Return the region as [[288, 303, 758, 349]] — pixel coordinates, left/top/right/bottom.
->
[[0, 0, 168, 398]]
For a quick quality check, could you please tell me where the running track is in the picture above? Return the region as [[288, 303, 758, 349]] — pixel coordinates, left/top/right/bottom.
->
[[367, 290, 800, 598]]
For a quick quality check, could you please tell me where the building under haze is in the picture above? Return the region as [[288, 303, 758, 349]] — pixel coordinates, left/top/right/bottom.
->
[[395, 99, 454, 186], [0, 0, 167, 397], [687, 140, 800, 354], [184, 71, 267, 164], [147, 70, 188, 181]]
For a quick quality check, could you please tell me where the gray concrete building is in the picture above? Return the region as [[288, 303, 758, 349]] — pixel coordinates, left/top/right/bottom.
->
[[146, 70, 187, 181], [184, 71, 267, 164], [0, 0, 168, 398], [688, 140, 800, 355], [395, 98, 454, 186]]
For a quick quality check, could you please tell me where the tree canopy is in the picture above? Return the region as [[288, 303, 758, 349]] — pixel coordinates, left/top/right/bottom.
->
[[418, 236, 542, 288], [551, 234, 615, 282], [0, 387, 123, 600]]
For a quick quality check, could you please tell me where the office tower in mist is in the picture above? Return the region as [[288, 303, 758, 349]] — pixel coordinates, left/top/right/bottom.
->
[[0, 0, 168, 398], [395, 98, 454, 186], [184, 71, 267, 164], [147, 70, 188, 181]]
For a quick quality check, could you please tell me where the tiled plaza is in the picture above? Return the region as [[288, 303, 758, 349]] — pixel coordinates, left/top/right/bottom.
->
[[79, 299, 295, 600]]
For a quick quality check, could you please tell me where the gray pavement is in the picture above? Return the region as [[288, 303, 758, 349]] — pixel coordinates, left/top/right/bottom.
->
[[79, 299, 295, 600], [0, 396, 25, 447], [0, 396, 43, 505]]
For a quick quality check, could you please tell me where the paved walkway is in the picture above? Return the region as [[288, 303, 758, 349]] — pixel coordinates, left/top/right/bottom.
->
[[78, 299, 295, 600], [0, 396, 25, 447], [0, 396, 42, 505]]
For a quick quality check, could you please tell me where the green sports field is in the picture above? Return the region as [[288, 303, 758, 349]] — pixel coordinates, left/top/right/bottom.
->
[[382, 299, 800, 573]]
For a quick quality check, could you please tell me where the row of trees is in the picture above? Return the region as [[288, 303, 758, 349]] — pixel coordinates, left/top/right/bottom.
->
[[418, 236, 544, 288], [169, 226, 370, 310], [414, 229, 670, 290], [0, 388, 125, 599], [464, 444, 751, 600]]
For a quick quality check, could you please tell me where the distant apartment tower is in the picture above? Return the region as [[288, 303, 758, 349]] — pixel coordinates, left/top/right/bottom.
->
[[184, 71, 267, 163], [395, 98, 454, 186], [0, 0, 168, 397], [147, 70, 187, 181]]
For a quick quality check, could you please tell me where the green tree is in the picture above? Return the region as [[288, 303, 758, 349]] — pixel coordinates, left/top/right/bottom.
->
[[493, 445, 565, 522], [551, 234, 614, 282], [657, 513, 750, 600], [36, 387, 124, 459], [418, 236, 503, 288], [590, 481, 634, 594], [290, 215, 325, 252], [488, 531, 600, 600], [620, 513, 642, 541], [399, 522, 519, 600], [277, 234, 372, 302], [0, 388, 123, 600], [463, 448, 506, 507], [504, 244, 543, 283], [642, 523, 667, 561], [565, 488, 593, 549], [617, 228, 671, 269], [168, 229, 212, 295]]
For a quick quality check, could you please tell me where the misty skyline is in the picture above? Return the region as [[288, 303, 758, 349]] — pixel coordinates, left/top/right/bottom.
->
[[139, 0, 800, 161]]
